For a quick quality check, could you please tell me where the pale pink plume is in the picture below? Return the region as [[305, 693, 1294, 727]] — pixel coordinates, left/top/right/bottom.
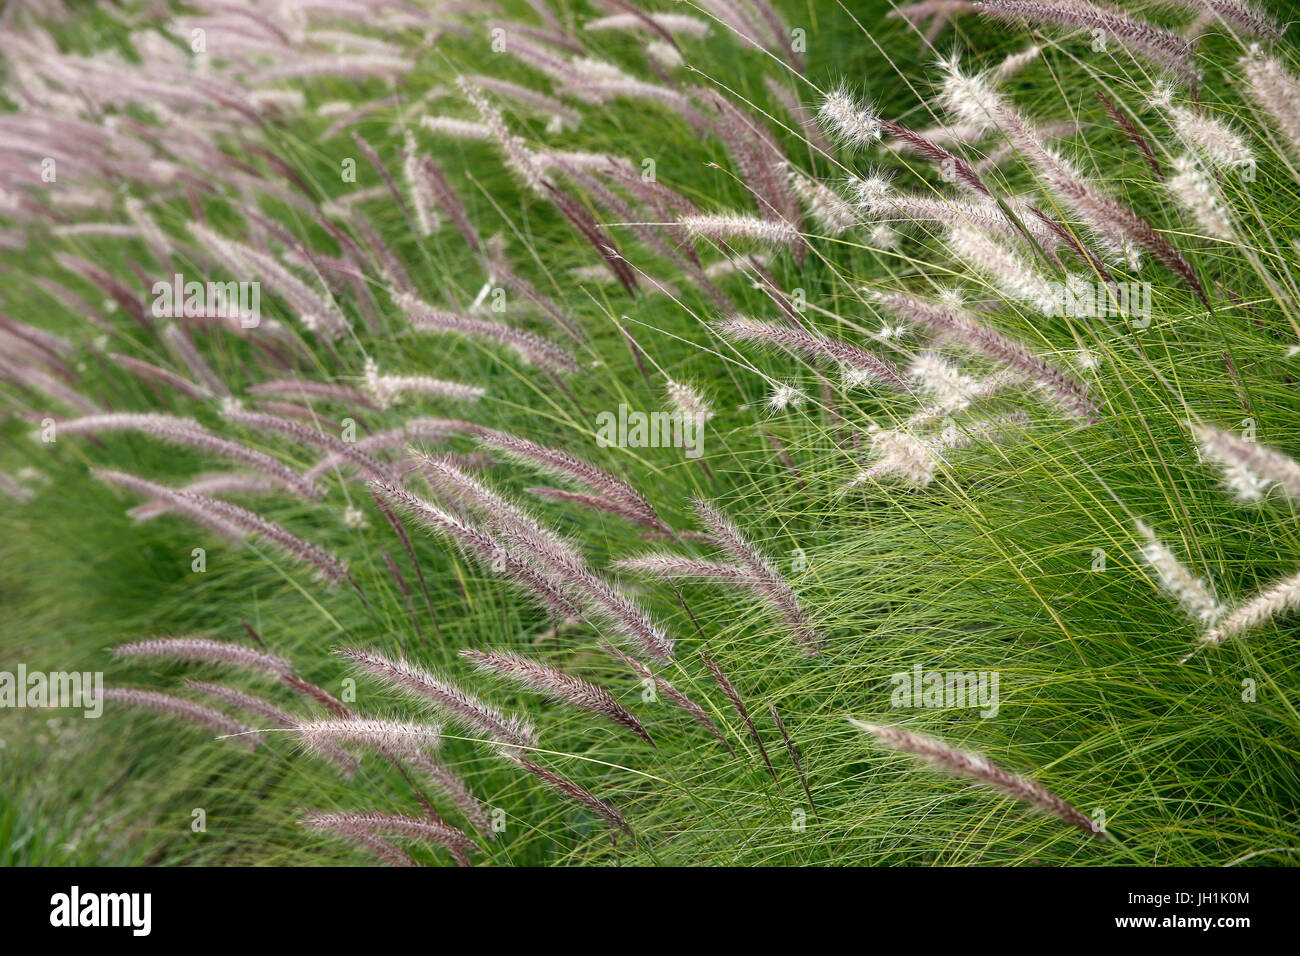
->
[[161, 324, 228, 397], [189, 223, 349, 340], [457, 76, 546, 194], [182, 678, 358, 776], [181, 490, 350, 586], [585, 12, 710, 38], [1192, 422, 1300, 502], [679, 213, 801, 249], [1240, 48, 1300, 155], [1203, 568, 1300, 652], [615, 554, 757, 584], [222, 409, 394, 484], [296, 717, 442, 758], [369, 476, 579, 618], [486, 510, 676, 660], [541, 177, 640, 293], [1135, 520, 1226, 627], [303, 815, 419, 866], [602, 644, 731, 750], [350, 130, 414, 226], [860, 183, 1062, 252], [246, 54, 412, 84], [873, 291, 1097, 421], [305, 417, 484, 483], [462, 649, 653, 745], [54, 413, 319, 501], [129, 473, 278, 521], [301, 811, 474, 866], [975, 2, 1200, 82], [697, 0, 778, 54], [907, 352, 1017, 414], [889, 1, 979, 47], [406, 753, 495, 837], [99, 467, 343, 584], [0, 314, 72, 357], [502, 526, 676, 660], [397, 294, 578, 376], [103, 687, 261, 750], [414, 154, 482, 253], [478, 430, 667, 532], [114, 636, 293, 675], [402, 132, 440, 237], [693, 498, 822, 654], [412, 451, 584, 567], [246, 378, 380, 411], [107, 353, 211, 401], [94, 468, 247, 543], [514, 758, 630, 833], [526, 487, 671, 532], [1153, 0, 1280, 42], [565, 74, 711, 132], [852, 720, 1107, 838], [336, 646, 538, 751], [461, 74, 582, 129], [362, 361, 486, 408], [1, 361, 100, 415], [717, 316, 907, 391]]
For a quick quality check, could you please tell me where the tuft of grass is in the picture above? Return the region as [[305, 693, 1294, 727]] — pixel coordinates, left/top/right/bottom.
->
[[0, 0, 1298, 867]]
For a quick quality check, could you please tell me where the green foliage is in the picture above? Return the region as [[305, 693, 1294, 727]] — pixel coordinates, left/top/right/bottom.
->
[[1, 0, 1298, 866]]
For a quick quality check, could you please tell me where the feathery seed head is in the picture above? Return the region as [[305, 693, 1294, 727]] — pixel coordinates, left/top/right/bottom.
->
[[847, 172, 893, 210], [113, 636, 294, 675], [1168, 154, 1234, 240], [851, 719, 1106, 838], [938, 59, 1002, 131], [765, 382, 806, 413], [665, 379, 714, 422], [296, 717, 442, 758], [1135, 519, 1226, 627], [817, 86, 882, 150]]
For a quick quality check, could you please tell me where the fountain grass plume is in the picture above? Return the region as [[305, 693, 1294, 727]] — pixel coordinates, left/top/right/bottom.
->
[[461, 649, 654, 745], [851, 719, 1107, 838], [103, 687, 261, 750], [335, 646, 538, 751]]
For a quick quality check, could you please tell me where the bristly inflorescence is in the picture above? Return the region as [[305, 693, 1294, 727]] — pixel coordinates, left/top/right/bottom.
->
[[817, 86, 883, 150], [852, 720, 1108, 838], [461, 649, 653, 745], [336, 646, 538, 752]]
